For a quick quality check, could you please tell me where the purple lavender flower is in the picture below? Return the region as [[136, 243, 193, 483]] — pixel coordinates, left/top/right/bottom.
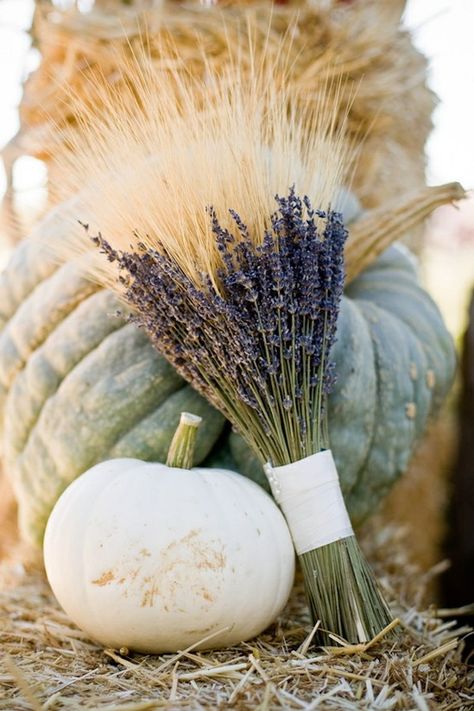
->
[[93, 188, 348, 465]]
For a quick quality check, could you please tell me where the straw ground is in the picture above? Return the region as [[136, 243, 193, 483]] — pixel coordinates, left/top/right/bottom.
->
[[1, 524, 472, 710]]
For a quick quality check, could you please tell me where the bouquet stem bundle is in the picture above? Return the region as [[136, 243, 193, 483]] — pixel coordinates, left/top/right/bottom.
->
[[300, 538, 391, 642], [93, 188, 392, 642]]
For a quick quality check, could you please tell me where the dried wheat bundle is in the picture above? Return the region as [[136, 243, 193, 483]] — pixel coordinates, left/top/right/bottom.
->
[[14, 0, 434, 215], [42, 33, 464, 284]]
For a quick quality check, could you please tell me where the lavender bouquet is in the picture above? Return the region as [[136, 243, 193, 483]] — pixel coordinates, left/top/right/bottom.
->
[[52, 50, 392, 642], [93, 188, 392, 643]]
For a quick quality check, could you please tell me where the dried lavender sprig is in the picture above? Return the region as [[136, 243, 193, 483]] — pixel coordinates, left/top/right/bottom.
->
[[95, 189, 344, 463], [93, 188, 392, 642]]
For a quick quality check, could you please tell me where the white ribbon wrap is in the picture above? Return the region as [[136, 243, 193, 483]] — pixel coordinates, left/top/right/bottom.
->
[[264, 450, 354, 555]]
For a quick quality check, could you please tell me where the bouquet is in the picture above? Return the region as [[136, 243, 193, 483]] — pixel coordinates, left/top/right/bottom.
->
[[53, 57, 393, 643]]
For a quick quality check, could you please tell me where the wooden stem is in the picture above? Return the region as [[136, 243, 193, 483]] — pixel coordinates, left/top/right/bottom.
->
[[345, 182, 467, 282], [166, 412, 202, 469]]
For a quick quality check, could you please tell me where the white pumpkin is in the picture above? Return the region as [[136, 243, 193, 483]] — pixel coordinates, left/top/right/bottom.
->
[[43, 414, 295, 653]]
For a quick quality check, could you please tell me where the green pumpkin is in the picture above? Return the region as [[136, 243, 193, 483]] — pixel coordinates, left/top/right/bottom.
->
[[0, 200, 455, 546]]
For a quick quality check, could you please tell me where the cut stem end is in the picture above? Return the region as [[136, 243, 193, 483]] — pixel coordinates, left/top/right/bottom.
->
[[299, 536, 393, 645], [166, 412, 202, 469]]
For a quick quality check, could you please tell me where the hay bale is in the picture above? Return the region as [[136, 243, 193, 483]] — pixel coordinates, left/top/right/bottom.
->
[[16, 0, 433, 220]]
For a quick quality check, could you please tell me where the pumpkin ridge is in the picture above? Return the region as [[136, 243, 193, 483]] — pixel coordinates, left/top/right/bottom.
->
[[357, 302, 432, 440], [345, 245, 456, 406], [0, 267, 100, 392], [0, 240, 59, 326], [0, 192, 97, 324], [335, 299, 379, 508], [327, 297, 377, 498], [110, 385, 225, 465], [347, 279, 456, 403], [89, 369, 188, 454], [3, 290, 128, 460], [15, 330, 185, 468], [347, 299, 418, 522]]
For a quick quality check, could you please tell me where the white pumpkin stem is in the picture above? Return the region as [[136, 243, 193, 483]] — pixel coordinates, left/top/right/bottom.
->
[[166, 412, 202, 469]]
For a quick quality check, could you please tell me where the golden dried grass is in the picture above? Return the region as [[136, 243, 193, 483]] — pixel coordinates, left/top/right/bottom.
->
[[34, 31, 464, 292], [10, 1, 462, 290], [17, 0, 434, 213], [47, 47, 355, 290]]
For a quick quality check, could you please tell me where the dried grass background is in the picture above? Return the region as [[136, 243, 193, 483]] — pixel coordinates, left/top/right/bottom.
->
[[11, 0, 434, 222]]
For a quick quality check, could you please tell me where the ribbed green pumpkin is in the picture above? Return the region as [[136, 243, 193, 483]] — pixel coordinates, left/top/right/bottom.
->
[[0, 201, 456, 547]]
